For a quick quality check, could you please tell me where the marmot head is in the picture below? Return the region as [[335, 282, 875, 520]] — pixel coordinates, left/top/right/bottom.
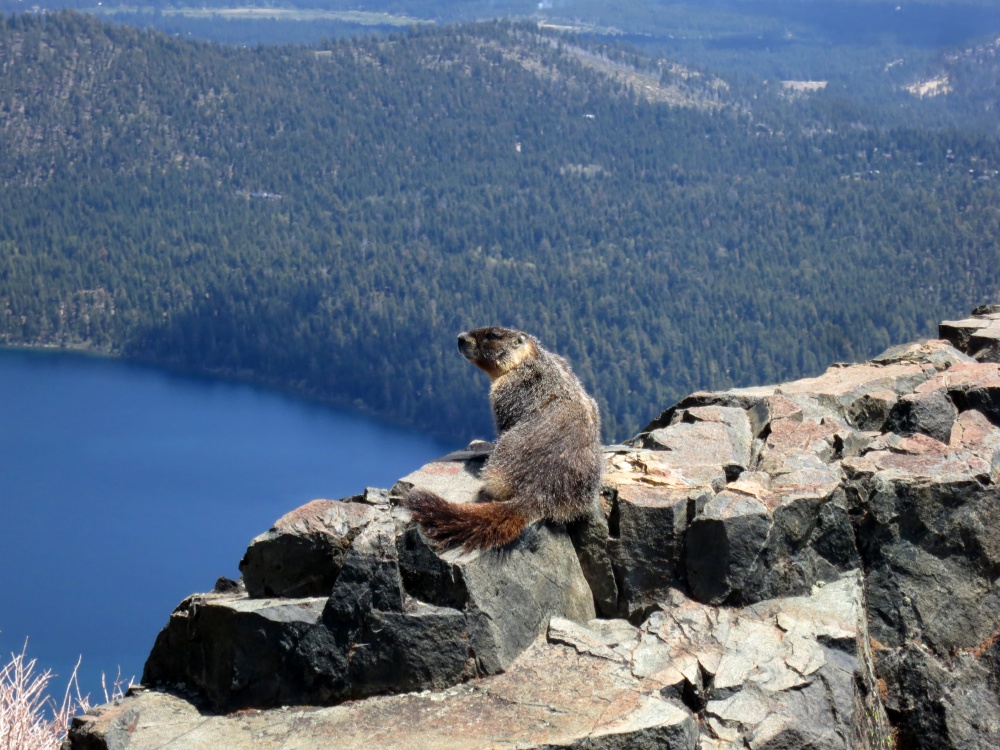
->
[[458, 327, 538, 379]]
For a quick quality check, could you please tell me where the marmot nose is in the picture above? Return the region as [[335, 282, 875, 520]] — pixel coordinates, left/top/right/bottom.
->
[[457, 332, 475, 355]]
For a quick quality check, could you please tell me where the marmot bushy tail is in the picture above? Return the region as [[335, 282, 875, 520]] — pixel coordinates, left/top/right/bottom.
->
[[401, 326, 603, 552]]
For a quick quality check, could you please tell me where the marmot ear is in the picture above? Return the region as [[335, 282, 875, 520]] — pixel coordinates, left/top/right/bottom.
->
[[517, 334, 526, 344]]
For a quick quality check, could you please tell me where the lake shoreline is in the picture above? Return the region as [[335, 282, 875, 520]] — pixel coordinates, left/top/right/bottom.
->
[[0, 342, 469, 444]]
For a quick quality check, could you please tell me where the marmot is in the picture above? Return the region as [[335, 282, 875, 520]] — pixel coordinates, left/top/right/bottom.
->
[[401, 326, 603, 551]]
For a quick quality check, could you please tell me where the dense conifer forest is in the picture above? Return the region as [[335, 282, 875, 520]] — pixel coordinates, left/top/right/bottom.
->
[[2, 12, 999, 441]]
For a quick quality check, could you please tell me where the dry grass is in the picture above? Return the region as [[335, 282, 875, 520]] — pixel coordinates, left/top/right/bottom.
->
[[0, 642, 131, 750]]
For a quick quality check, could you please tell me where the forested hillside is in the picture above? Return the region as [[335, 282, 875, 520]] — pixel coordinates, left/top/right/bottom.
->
[[2, 12, 999, 441]]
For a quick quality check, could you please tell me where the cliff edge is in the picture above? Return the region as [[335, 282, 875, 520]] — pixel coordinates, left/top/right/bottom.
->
[[67, 307, 1000, 750]]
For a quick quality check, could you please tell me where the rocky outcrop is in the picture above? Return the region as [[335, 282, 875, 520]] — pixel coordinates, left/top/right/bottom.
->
[[141, 450, 595, 712], [68, 576, 879, 750], [68, 307, 1000, 750], [940, 304, 1000, 363]]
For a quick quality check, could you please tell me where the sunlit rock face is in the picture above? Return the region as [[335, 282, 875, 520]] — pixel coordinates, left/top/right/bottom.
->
[[71, 307, 1000, 750]]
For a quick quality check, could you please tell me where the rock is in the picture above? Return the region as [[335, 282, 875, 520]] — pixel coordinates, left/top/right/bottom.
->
[[686, 488, 772, 604], [941, 306, 1000, 364], [636, 391, 774, 441], [141, 593, 343, 711], [740, 471, 859, 603], [603, 448, 719, 619], [842, 399, 1000, 749], [581, 575, 883, 750], [847, 469, 1000, 654], [142, 448, 595, 711], [950, 408, 1000, 479], [608, 481, 704, 619], [567, 497, 620, 618], [970, 326, 1000, 363], [388, 443, 491, 502], [771, 360, 935, 419], [240, 499, 379, 598], [686, 490, 772, 604], [871, 338, 975, 371], [393, 451, 596, 675], [885, 388, 959, 444], [605, 447, 727, 494], [911, 361, 1000, 424], [74, 633, 700, 750], [71, 576, 878, 750], [411, 522, 595, 675], [70, 307, 1000, 750], [757, 416, 846, 475], [845, 388, 897, 431], [878, 643, 1000, 750], [640, 405, 754, 481]]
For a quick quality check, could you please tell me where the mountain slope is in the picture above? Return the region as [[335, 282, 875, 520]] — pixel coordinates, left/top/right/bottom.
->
[[2, 12, 999, 441]]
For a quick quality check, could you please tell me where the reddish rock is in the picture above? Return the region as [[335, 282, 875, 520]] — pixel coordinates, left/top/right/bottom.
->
[[642, 405, 754, 480]]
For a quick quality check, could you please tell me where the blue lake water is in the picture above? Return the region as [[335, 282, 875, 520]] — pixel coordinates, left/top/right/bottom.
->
[[0, 348, 456, 700]]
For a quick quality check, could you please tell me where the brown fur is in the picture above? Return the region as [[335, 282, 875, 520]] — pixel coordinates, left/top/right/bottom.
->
[[401, 327, 603, 552], [402, 489, 527, 550]]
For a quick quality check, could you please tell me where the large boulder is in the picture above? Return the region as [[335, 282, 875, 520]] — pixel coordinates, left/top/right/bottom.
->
[[842, 417, 1000, 748]]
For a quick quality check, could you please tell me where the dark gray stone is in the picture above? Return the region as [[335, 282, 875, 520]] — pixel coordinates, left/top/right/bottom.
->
[[141, 593, 345, 711], [741, 485, 859, 604], [941, 318, 994, 354], [911, 362, 1000, 425], [322, 504, 596, 685], [853, 475, 1000, 653], [686, 490, 773, 605], [396, 448, 597, 672], [940, 309, 1000, 363], [567, 496, 619, 618], [455, 523, 596, 673], [344, 602, 472, 696], [886, 389, 959, 444], [146, 467, 595, 713], [395, 526, 469, 611], [607, 483, 706, 619], [959, 384, 1000, 425], [845, 389, 897, 431], [323, 514, 405, 631], [878, 644, 1000, 750], [843, 414, 1000, 749], [969, 322, 1000, 363], [240, 499, 378, 598]]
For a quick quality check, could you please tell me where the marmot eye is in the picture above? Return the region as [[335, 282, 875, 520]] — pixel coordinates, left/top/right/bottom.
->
[[485, 331, 503, 341]]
